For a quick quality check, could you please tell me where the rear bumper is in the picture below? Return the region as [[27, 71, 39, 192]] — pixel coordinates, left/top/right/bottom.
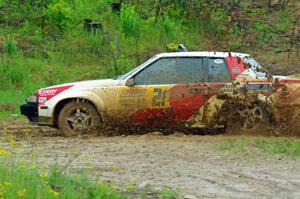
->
[[20, 103, 52, 126]]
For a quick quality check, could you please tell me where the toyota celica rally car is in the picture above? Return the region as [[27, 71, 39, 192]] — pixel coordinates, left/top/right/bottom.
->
[[20, 51, 300, 136]]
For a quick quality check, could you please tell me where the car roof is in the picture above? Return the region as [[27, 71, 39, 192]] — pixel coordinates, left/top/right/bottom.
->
[[157, 51, 250, 58]]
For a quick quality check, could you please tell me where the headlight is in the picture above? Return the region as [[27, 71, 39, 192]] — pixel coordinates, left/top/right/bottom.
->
[[26, 94, 38, 103]]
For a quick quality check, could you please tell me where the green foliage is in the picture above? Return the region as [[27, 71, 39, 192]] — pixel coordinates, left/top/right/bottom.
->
[[119, 4, 142, 38], [0, 153, 181, 199], [0, 54, 42, 90], [219, 137, 300, 157], [0, 160, 125, 199], [19, 21, 31, 36], [3, 35, 18, 55], [255, 138, 300, 156], [198, 4, 227, 37], [160, 188, 182, 199], [218, 137, 246, 152], [46, 0, 74, 30], [254, 22, 277, 42], [162, 16, 178, 41], [0, 0, 4, 7]]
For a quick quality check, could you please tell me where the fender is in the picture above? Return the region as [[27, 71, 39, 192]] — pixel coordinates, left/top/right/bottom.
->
[[202, 92, 273, 128], [39, 90, 105, 120]]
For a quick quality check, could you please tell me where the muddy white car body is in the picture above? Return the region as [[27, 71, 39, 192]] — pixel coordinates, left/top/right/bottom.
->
[[21, 51, 300, 135]]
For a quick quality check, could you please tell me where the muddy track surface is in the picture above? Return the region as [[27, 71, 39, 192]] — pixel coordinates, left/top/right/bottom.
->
[[1, 121, 300, 199]]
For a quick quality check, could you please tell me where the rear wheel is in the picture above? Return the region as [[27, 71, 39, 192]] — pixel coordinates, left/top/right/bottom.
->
[[226, 103, 270, 133], [238, 105, 269, 130], [58, 101, 101, 136]]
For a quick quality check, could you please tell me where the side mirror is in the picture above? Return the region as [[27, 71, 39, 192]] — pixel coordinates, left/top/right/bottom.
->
[[125, 78, 135, 87]]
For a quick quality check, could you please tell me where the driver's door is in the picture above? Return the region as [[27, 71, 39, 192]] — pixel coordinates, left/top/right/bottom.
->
[[116, 57, 209, 127]]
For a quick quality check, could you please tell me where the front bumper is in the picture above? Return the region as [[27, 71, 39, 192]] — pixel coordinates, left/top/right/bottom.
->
[[20, 103, 38, 122], [20, 103, 53, 126]]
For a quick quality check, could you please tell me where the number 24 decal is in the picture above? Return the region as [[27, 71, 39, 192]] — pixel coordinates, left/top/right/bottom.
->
[[152, 88, 167, 106]]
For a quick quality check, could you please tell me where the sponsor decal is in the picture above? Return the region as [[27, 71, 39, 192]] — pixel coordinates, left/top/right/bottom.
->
[[233, 67, 240, 74], [119, 88, 148, 108], [39, 97, 47, 103], [36, 85, 74, 106], [214, 59, 223, 64], [120, 89, 146, 97], [119, 98, 147, 108], [38, 89, 58, 96], [240, 84, 274, 93]]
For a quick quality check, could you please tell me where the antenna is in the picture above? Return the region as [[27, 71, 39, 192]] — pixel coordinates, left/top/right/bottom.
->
[[176, 44, 188, 52]]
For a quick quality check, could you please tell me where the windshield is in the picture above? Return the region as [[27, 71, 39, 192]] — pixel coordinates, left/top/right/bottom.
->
[[115, 55, 159, 80], [243, 56, 267, 78]]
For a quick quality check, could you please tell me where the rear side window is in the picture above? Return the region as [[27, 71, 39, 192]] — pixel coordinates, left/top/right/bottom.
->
[[207, 58, 231, 82], [134, 57, 207, 85]]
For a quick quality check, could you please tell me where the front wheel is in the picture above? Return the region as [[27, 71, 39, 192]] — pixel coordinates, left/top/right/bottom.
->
[[58, 101, 101, 136]]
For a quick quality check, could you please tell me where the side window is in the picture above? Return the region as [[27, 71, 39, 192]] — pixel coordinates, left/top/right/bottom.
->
[[134, 57, 207, 85], [207, 58, 231, 82]]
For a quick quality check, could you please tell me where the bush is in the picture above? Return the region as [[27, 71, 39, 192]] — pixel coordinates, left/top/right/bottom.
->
[[46, 0, 74, 30], [119, 4, 142, 38], [3, 35, 18, 56], [0, 58, 29, 90]]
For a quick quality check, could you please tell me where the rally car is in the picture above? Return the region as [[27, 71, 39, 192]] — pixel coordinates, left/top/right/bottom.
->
[[20, 51, 300, 136]]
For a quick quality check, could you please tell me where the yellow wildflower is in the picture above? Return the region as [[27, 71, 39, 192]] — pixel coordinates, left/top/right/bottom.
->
[[108, 183, 119, 190], [40, 172, 48, 178], [42, 163, 49, 169], [7, 135, 16, 147], [0, 148, 12, 157], [96, 181, 103, 185], [49, 189, 60, 197], [128, 178, 137, 184], [3, 182, 12, 187], [53, 191, 60, 197], [18, 165, 25, 170], [2, 127, 7, 137], [127, 185, 136, 191], [23, 128, 31, 135], [17, 189, 26, 197], [87, 156, 94, 161], [111, 165, 121, 171]]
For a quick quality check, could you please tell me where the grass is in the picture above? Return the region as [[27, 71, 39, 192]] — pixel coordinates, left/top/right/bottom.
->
[[0, 158, 126, 199], [0, 155, 183, 199], [219, 136, 300, 157]]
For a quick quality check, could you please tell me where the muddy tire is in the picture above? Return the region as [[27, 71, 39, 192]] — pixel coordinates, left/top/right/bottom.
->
[[58, 101, 101, 136], [225, 104, 270, 133]]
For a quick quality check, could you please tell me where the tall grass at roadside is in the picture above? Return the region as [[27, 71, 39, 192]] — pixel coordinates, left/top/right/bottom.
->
[[0, 133, 183, 199], [0, 154, 183, 199], [0, 158, 125, 199], [219, 137, 300, 157]]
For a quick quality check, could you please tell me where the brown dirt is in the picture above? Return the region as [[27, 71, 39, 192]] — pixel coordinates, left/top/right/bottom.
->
[[1, 121, 300, 199]]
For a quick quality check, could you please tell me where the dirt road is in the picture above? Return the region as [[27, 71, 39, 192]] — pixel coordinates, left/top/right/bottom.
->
[[1, 121, 300, 199]]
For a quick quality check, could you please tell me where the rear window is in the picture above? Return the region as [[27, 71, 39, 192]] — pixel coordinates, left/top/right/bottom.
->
[[207, 58, 231, 82]]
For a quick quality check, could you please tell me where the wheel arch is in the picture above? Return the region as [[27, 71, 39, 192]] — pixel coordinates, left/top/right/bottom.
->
[[52, 97, 103, 128], [218, 93, 274, 127]]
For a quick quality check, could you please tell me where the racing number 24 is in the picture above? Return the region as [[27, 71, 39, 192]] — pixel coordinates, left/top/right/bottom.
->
[[152, 88, 167, 107]]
